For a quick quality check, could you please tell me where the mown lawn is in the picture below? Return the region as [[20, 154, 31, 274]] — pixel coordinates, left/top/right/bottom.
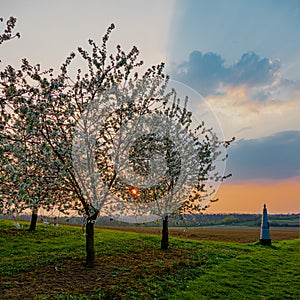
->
[[0, 219, 299, 299]]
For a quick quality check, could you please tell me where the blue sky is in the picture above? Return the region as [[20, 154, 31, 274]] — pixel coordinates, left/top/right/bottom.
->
[[0, 0, 299, 212], [167, 0, 300, 189], [169, 0, 300, 80]]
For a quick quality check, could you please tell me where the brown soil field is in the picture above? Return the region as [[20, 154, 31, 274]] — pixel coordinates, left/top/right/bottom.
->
[[99, 226, 300, 243], [2, 248, 192, 300]]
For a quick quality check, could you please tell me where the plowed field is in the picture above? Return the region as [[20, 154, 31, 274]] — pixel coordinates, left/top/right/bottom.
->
[[99, 226, 299, 243]]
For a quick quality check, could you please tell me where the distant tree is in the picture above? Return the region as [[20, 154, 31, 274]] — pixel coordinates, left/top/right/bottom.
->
[[222, 215, 238, 225]]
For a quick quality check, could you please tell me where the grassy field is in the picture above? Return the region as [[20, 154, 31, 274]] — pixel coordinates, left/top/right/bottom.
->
[[0, 219, 299, 299]]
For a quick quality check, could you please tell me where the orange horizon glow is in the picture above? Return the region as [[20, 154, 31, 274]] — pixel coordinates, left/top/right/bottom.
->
[[206, 179, 300, 214]]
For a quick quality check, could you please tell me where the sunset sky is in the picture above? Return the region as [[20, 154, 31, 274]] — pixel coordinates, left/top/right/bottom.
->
[[0, 0, 299, 214]]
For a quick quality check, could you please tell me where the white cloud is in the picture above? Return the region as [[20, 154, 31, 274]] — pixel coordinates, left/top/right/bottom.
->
[[204, 85, 300, 139]]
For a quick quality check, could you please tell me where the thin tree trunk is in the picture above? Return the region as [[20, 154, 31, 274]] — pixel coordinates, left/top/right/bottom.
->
[[85, 211, 99, 267], [161, 215, 169, 250], [29, 207, 38, 231]]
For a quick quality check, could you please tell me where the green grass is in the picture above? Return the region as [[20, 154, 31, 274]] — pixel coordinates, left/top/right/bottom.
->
[[0, 220, 85, 275], [169, 240, 300, 299], [270, 218, 299, 224], [1, 219, 299, 299], [0, 219, 159, 276]]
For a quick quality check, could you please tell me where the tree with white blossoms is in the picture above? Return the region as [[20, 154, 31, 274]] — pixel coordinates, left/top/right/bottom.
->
[[0, 119, 75, 230], [0, 23, 169, 267], [0, 17, 75, 230], [155, 90, 234, 250]]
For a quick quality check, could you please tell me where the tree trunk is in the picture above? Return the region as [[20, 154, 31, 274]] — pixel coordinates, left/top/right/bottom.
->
[[29, 207, 38, 231], [85, 211, 99, 268], [161, 215, 169, 250]]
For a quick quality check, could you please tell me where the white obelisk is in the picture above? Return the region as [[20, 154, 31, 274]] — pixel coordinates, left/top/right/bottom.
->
[[260, 204, 271, 245]]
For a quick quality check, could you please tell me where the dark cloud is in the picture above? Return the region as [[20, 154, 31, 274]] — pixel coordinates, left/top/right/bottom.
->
[[226, 131, 300, 182], [171, 50, 280, 96], [173, 51, 225, 96], [227, 52, 280, 87]]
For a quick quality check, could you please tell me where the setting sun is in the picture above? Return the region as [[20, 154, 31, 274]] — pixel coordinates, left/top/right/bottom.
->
[[130, 187, 140, 197]]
